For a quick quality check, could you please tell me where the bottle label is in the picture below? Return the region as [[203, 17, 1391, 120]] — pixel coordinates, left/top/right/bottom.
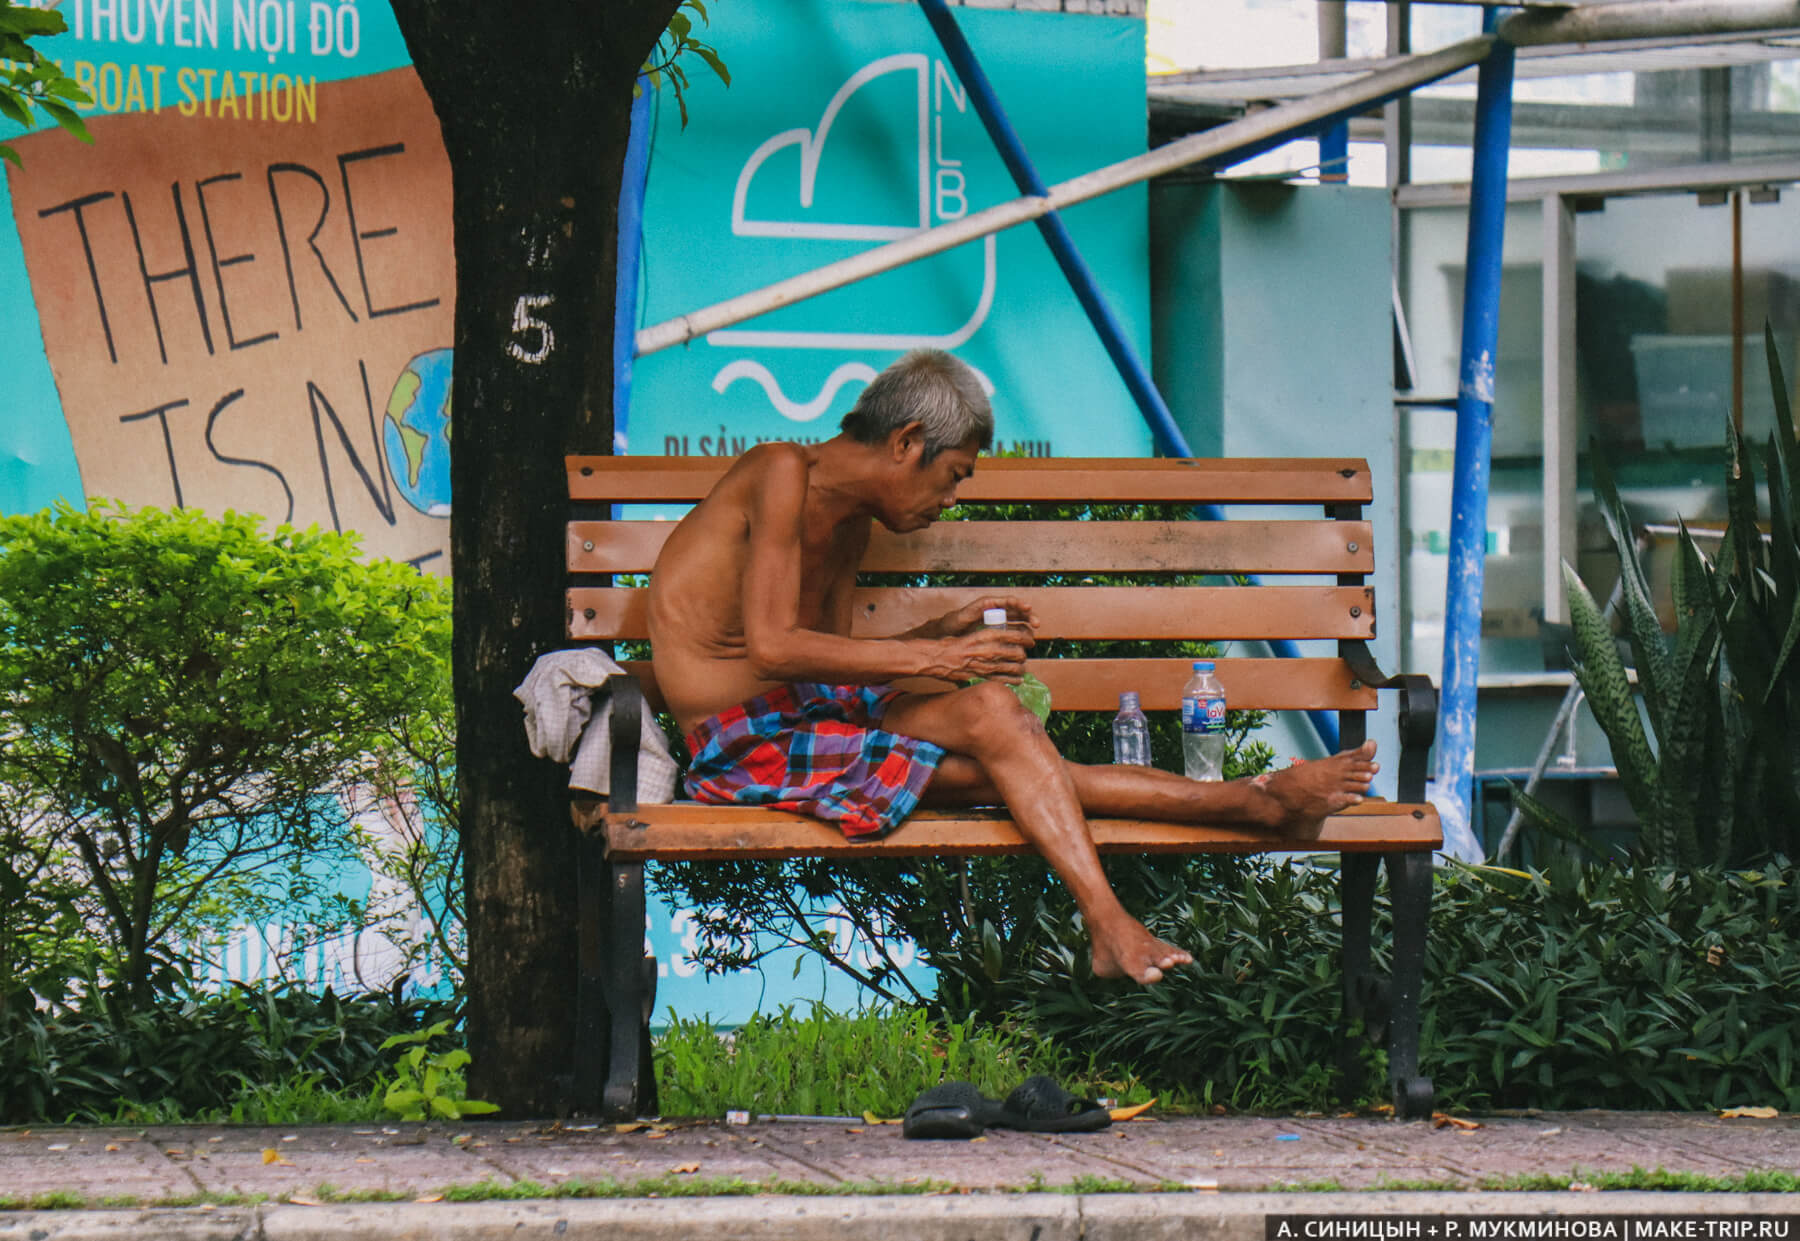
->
[[1183, 695, 1227, 734]]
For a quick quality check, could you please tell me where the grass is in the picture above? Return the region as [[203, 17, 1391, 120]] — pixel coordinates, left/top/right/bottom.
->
[[1481, 1167, 1800, 1193], [5, 1164, 1797, 1210], [86, 1074, 387, 1128], [653, 1002, 1167, 1119]]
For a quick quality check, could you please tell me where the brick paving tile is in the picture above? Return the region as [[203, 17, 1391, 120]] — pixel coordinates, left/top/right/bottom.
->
[[754, 1122, 1137, 1190], [476, 1121, 824, 1187], [147, 1124, 501, 1198], [0, 1128, 195, 1200]]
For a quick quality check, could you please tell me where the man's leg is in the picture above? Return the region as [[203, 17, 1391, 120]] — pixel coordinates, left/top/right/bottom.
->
[[879, 681, 1192, 985], [924, 743, 1381, 827]]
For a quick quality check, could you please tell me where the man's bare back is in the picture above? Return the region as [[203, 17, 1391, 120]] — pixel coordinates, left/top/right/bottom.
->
[[648, 444, 864, 736]]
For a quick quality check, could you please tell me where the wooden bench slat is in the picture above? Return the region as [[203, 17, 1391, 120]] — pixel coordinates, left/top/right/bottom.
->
[[602, 801, 1441, 862], [610, 657, 1378, 715], [568, 519, 1376, 576], [568, 456, 1374, 505], [569, 585, 1376, 642]]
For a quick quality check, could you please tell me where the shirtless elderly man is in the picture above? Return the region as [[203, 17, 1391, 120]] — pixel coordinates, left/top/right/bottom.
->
[[646, 348, 1379, 985]]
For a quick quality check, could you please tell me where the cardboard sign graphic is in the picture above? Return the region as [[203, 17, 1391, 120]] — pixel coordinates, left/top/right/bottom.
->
[[6, 67, 453, 571]]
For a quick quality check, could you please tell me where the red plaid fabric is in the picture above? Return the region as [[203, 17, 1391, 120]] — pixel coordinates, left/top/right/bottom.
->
[[682, 683, 945, 839]]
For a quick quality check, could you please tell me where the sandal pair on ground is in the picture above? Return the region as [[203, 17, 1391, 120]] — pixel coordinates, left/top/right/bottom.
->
[[902, 1075, 1111, 1140]]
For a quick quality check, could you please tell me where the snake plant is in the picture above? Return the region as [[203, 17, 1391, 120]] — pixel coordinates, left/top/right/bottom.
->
[[1521, 325, 1800, 867]]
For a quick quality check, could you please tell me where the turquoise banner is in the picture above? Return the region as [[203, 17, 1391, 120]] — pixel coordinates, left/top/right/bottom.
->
[[629, 0, 1152, 460]]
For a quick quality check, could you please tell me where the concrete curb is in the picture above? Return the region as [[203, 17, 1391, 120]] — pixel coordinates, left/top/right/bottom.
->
[[6, 1191, 1800, 1241]]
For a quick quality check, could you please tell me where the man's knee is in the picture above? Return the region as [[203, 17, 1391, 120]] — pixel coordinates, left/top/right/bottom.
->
[[957, 680, 1047, 749]]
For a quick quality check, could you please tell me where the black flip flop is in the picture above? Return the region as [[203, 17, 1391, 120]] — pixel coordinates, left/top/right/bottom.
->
[[999, 1075, 1113, 1133], [902, 1081, 1012, 1140]]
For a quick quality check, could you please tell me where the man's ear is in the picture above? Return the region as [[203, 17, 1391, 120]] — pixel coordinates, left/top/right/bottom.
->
[[890, 421, 927, 465]]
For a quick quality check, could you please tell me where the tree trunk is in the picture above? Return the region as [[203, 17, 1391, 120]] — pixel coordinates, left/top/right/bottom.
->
[[387, 2, 679, 1115]]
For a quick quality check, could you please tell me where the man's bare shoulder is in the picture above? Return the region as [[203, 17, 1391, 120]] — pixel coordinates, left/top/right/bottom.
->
[[726, 441, 811, 493]]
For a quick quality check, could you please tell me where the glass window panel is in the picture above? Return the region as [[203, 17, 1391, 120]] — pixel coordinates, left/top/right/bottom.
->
[[1400, 201, 1547, 681], [1573, 188, 1800, 618]]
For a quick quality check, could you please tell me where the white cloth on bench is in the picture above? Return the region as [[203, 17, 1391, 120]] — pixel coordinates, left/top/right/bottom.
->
[[514, 650, 677, 802]]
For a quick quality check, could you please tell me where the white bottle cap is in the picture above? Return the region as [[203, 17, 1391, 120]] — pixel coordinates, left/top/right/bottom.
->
[[982, 607, 1008, 627]]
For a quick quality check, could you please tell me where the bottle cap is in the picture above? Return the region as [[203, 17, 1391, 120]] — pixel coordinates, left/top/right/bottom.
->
[[1194, 660, 1215, 673], [1118, 691, 1140, 709], [982, 607, 1008, 627]]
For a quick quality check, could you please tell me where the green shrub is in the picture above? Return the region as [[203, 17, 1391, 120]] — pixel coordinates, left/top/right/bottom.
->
[[0, 501, 451, 1005], [0, 981, 457, 1124], [1012, 856, 1800, 1113]]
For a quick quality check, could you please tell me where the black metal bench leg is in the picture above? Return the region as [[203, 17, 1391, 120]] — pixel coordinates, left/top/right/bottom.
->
[[639, 951, 659, 1118], [602, 860, 654, 1121], [1386, 850, 1434, 1119], [574, 831, 609, 1115], [1336, 852, 1380, 1104]]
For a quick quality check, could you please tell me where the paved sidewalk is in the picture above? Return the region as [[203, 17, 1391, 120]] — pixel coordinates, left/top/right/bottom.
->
[[2, 1112, 1796, 1239], [1, 1110, 1796, 1199]]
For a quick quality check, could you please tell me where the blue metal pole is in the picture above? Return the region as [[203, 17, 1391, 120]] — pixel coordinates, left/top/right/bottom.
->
[[612, 84, 655, 458], [1435, 14, 1515, 863], [916, 0, 1186, 460], [917, 0, 1340, 752], [1319, 124, 1350, 182]]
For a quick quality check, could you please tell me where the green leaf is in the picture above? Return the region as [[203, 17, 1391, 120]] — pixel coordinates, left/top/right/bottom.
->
[[1724, 412, 1763, 593], [456, 1099, 501, 1116], [2, 8, 67, 37], [38, 98, 91, 142], [1510, 782, 1610, 860], [383, 1087, 423, 1113], [692, 43, 731, 88], [1563, 561, 1661, 832], [1769, 323, 1799, 494], [0, 91, 31, 127], [1591, 443, 1674, 738], [428, 1094, 461, 1120]]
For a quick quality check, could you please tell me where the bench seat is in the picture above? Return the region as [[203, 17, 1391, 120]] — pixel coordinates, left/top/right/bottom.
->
[[599, 802, 1440, 862]]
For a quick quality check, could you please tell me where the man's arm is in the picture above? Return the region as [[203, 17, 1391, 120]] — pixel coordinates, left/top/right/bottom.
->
[[740, 449, 1028, 684]]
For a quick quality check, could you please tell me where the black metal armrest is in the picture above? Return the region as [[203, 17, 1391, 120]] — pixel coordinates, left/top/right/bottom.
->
[[1341, 641, 1437, 805], [605, 673, 644, 816]]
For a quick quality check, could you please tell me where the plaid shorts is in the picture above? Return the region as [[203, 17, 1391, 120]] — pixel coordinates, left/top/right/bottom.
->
[[683, 683, 945, 839]]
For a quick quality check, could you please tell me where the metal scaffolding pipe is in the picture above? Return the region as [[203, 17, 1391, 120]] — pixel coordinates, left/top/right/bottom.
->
[[1500, 0, 1800, 46], [635, 34, 1494, 357]]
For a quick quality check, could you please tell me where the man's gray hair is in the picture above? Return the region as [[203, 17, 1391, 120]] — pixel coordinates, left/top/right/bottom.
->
[[840, 349, 994, 462]]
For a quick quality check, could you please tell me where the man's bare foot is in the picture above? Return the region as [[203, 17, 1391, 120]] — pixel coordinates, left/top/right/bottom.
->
[[1249, 740, 1379, 830], [1089, 913, 1192, 985]]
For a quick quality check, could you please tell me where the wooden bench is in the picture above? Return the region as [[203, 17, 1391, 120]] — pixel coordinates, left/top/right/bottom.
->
[[563, 454, 1442, 1121]]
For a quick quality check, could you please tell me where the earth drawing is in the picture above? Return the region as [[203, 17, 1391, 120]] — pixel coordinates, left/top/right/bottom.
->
[[383, 348, 453, 518]]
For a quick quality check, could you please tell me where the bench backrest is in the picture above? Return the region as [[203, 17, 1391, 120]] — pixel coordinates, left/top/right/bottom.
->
[[564, 455, 1383, 739]]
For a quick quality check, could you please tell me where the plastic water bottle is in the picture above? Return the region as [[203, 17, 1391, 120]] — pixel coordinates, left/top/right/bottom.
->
[[1111, 691, 1152, 766], [1181, 660, 1227, 782]]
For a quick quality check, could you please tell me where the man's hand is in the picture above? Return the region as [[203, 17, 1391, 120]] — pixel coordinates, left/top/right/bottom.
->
[[923, 625, 1034, 684], [935, 595, 1040, 639]]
